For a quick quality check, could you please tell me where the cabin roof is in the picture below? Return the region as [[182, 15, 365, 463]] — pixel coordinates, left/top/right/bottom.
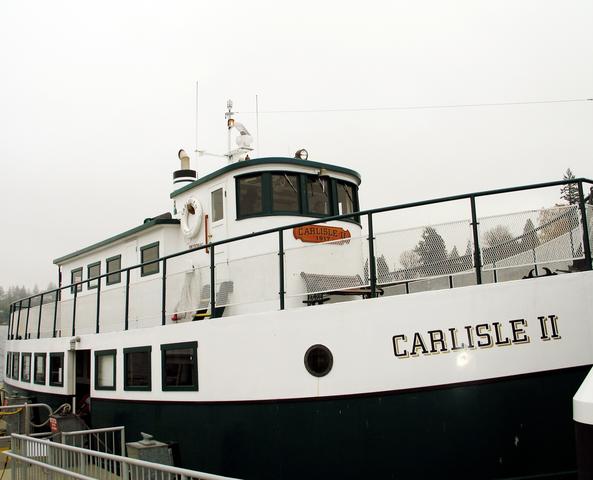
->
[[53, 217, 180, 265], [169, 157, 362, 199]]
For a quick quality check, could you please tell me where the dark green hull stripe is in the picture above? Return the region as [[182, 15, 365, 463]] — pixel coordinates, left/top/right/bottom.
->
[[11, 365, 589, 480]]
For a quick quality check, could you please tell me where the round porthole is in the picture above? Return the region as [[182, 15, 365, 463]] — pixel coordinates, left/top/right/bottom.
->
[[304, 344, 333, 377]]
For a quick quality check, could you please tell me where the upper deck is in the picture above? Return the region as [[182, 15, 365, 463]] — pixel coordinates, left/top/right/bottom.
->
[[6, 175, 593, 343]]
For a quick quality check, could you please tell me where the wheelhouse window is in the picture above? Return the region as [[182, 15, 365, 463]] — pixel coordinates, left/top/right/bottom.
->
[[49, 352, 64, 387], [95, 349, 116, 390], [212, 188, 224, 222], [237, 175, 263, 217], [306, 176, 330, 215], [140, 242, 159, 276], [106, 255, 122, 285], [87, 262, 101, 290], [161, 342, 198, 391], [34, 353, 46, 385], [6, 353, 11, 378], [21, 353, 31, 382], [12, 352, 19, 380], [71, 268, 83, 293], [337, 181, 356, 215], [124, 346, 151, 391], [272, 173, 300, 213]]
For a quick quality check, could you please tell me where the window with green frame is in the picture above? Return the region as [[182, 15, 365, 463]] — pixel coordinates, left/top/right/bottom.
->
[[124, 346, 152, 391], [12, 352, 19, 380], [235, 171, 359, 222], [161, 342, 198, 391], [87, 262, 101, 290], [95, 349, 116, 390], [21, 353, 31, 382], [140, 242, 159, 276], [49, 352, 64, 387], [5, 352, 11, 378], [106, 255, 122, 285], [34, 353, 46, 385], [71, 268, 83, 293]]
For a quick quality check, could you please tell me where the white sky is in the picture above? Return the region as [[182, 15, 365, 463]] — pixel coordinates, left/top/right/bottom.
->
[[0, 0, 592, 288]]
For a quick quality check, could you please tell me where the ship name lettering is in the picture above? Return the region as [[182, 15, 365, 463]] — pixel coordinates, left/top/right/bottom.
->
[[392, 316, 559, 359]]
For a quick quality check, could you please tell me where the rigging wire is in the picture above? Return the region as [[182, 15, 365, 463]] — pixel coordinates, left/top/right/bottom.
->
[[237, 97, 593, 115]]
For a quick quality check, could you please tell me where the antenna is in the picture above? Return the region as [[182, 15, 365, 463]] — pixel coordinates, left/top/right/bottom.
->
[[225, 99, 234, 157], [256, 94, 260, 156], [194, 81, 199, 162]]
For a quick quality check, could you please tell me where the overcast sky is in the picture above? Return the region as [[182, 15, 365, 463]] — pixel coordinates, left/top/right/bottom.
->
[[1, 0, 592, 288]]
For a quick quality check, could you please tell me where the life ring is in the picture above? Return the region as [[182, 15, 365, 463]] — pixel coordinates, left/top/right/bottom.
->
[[181, 197, 203, 238]]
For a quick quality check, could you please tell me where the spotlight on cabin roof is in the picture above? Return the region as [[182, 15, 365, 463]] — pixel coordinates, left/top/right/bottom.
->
[[295, 149, 308, 161]]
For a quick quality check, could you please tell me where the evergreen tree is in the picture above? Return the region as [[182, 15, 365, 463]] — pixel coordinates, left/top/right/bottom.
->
[[414, 227, 447, 274], [520, 219, 540, 250], [560, 168, 579, 205]]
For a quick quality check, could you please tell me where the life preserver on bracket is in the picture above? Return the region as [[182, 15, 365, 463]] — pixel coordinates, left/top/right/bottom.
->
[[180, 197, 203, 239]]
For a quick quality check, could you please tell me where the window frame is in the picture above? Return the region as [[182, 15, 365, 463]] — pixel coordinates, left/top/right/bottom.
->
[[20, 352, 31, 383], [71, 268, 83, 294], [160, 341, 198, 392], [211, 188, 224, 223], [124, 346, 152, 391], [87, 261, 101, 290], [106, 255, 122, 286], [235, 171, 360, 224], [34, 353, 47, 385], [140, 242, 160, 277], [12, 352, 19, 380], [6, 352, 11, 379], [49, 352, 64, 387], [94, 349, 117, 391]]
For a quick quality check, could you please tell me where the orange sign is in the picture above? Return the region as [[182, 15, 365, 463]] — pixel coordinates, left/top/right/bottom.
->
[[293, 225, 351, 243], [49, 417, 59, 433]]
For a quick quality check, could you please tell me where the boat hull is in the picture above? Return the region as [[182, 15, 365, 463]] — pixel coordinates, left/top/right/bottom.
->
[[13, 365, 588, 479]]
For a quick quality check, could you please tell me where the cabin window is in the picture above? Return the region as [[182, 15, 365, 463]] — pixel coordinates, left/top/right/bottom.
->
[[12, 352, 19, 380], [6, 353, 11, 378], [306, 176, 331, 215], [140, 242, 159, 276], [49, 352, 64, 387], [87, 262, 101, 290], [106, 255, 122, 285], [21, 353, 31, 382], [212, 188, 224, 222], [272, 173, 300, 213], [95, 349, 116, 390], [71, 268, 83, 294], [161, 341, 198, 391], [337, 181, 356, 216], [34, 353, 46, 385], [124, 346, 151, 391], [237, 175, 263, 217]]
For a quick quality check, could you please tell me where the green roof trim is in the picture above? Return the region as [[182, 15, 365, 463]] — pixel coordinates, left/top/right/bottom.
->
[[170, 157, 362, 199], [53, 218, 180, 265]]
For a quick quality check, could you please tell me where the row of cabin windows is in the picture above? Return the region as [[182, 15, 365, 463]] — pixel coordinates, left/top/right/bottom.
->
[[70, 243, 160, 293], [5, 341, 198, 392], [236, 172, 359, 221]]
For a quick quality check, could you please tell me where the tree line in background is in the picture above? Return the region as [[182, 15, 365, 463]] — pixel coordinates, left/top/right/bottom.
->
[[0, 284, 57, 324], [396, 168, 588, 276]]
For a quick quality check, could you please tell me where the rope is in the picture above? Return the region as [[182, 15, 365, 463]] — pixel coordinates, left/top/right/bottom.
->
[[0, 408, 23, 416]]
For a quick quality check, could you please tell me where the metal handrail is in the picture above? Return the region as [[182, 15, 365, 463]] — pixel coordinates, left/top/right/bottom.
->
[[8, 432, 241, 480], [7, 177, 593, 338]]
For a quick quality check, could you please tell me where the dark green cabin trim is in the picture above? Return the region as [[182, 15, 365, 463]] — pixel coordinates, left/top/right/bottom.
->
[[140, 242, 160, 277], [33, 353, 46, 385], [105, 255, 122, 286], [53, 219, 179, 265], [94, 349, 117, 391], [170, 157, 362, 199], [161, 341, 198, 392], [124, 345, 152, 392], [87, 261, 101, 290], [48, 352, 64, 387]]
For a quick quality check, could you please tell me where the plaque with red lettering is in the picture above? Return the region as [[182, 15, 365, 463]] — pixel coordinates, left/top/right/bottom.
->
[[293, 225, 351, 243]]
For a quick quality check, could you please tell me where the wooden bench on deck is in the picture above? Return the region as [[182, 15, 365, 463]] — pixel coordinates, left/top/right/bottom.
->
[[300, 272, 383, 306]]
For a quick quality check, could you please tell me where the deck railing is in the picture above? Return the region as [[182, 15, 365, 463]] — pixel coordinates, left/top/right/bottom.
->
[[6, 432, 241, 480], [7, 177, 593, 340]]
